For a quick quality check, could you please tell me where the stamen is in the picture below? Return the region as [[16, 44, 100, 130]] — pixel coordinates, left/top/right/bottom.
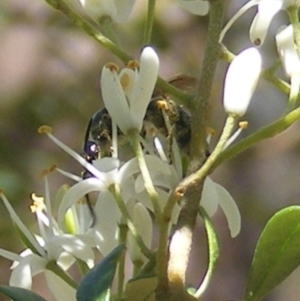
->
[[206, 127, 216, 145], [224, 121, 249, 149], [127, 60, 139, 70], [38, 125, 52, 134], [30, 193, 45, 213], [42, 129, 105, 180], [239, 121, 248, 130], [56, 167, 82, 182], [156, 99, 168, 111], [154, 137, 168, 162], [105, 62, 119, 72]]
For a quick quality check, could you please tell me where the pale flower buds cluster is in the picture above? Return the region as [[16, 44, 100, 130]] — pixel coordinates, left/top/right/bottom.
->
[[101, 46, 159, 133], [223, 47, 262, 117]]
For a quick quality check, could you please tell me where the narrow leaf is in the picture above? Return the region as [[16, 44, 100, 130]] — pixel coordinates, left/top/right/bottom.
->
[[244, 206, 300, 301], [0, 286, 47, 301], [76, 244, 125, 301], [194, 207, 219, 298]]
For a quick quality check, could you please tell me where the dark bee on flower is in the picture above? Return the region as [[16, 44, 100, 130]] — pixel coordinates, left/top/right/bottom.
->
[[82, 97, 191, 162], [82, 75, 199, 162], [81, 75, 202, 224]]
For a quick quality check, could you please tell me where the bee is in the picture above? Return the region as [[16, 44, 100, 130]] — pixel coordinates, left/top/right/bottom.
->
[[82, 75, 199, 162], [81, 75, 203, 224], [82, 97, 192, 163]]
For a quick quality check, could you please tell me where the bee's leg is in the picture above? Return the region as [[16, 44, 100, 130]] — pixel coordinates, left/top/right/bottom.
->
[[156, 99, 176, 164], [85, 193, 96, 227], [82, 169, 97, 227]]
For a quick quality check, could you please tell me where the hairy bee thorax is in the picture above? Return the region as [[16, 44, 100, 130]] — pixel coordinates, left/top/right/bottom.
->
[[83, 96, 192, 162]]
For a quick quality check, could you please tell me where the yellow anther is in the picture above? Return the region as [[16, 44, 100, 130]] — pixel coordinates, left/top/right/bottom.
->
[[127, 60, 139, 70], [206, 127, 216, 137], [30, 192, 45, 212], [49, 164, 58, 172], [0, 189, 4, 196], [38, 125, 52, 134], [157, 100, 168, 111], [120, 73, 131, 90], [105, 62, 119, 72], [239, 121, 248, 129]]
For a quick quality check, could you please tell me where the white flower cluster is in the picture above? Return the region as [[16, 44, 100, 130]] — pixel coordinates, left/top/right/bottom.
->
[[0, 46, 242, 299]]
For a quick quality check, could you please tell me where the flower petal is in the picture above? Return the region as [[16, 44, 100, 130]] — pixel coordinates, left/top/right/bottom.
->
[[44, 269, 76, 301], [92, 191, 120, 256], [249, 0, 283, 46], [130, 47, 160, 131], [214, 182, 241, 237], [101, 65, 133, 132], [127, 203, 152, 263], [276, 25, 300, 77], [1, 194, 46, 257], [58, 178, 106, 227], [220, 0, 260, 42], [10, 254, 46, 289], [0, 248, 22, 262], [201, 177, 219, 216], [47, 235, 95, 268]]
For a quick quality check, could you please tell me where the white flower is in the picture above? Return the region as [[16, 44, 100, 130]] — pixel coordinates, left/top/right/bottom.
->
[[78, 0, 135, 23], [0, 188, 94, 295], [176, 0, 209, 16], [100, 46, 159, 134], [127, 203, 153, 264], [276, 25, 300, 78], [223, 47, 262, 117], [201, 177, 241, 238], [220, 0, 300, 46]]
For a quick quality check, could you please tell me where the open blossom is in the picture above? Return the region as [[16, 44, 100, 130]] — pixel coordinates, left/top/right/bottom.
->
[[176, 0, 209, 16], [78, 0, 135, 23], [220, 0, 300, 46], [223, 47, 262, 117], [40, 125, 241, 238], [0, 184, 94, 300], [101, 46, 159, 134]]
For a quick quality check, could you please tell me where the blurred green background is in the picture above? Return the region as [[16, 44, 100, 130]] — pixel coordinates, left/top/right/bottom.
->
[[1, 0, 300, 300]]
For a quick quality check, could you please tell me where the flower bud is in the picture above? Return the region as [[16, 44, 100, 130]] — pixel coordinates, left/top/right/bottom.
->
[[223, 47, 262, 117]]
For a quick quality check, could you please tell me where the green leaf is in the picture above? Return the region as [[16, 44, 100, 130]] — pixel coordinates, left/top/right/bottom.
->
[[76, 244, 125, 301], [194, 207, 219, 298], [244, 206, 300, 301], [0, 286, 47, 301]]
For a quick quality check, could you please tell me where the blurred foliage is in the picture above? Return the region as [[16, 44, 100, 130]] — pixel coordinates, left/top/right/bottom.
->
[[0, 0, 300, 300]]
